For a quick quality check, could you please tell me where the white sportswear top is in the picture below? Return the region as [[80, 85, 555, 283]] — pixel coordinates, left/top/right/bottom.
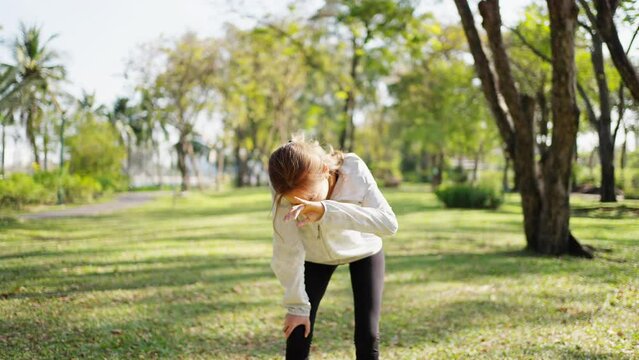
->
[[270, 153, 399, 316]]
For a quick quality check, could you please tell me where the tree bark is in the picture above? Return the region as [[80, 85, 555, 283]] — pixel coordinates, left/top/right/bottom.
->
[[536, 82, 549, 157], [176, 137, 190, 191], [43, 121, 50, 171], [539, 0, 591, 257], [25, 106, 40, 167], [586, 9, 616, 202], [234, 131, 249, 188], [431, 152, 444, 190], [592, 0, 639, 102], [576, 6, 617, 202], [339, 35, 361, 152], [479, 0, 542, 247], [455, 0, 592, 257], [453, 0, 515, 161]]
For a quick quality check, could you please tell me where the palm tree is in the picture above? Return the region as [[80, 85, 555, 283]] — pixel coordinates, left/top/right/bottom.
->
[[108, 97, 137, 175], [5, 24, 65, 168], [0, 66, 19, 177]]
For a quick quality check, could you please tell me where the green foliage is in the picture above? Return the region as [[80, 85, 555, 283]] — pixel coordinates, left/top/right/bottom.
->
[[368, 157, 403, 187], [33, 169, 103, 203], [476, 170, 504, 192], [572, 161, 598, 187], [388, 21, 499, 182], [0, 169, 103, 209], [0, 173, 53, 209], [435, 184, 504, 209], [447, 165, 468, 184], [63, 174, 103, 203], [67, 118, 127, 190], [620, 168, 639, 199]]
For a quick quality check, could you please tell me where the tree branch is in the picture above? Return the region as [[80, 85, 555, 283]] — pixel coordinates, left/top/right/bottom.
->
[[453, 0, 515, 158]]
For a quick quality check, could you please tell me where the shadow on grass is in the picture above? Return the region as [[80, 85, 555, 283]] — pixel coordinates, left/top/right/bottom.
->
[[571, 205, 639, 219], [1, 254, 272, 300], [383, 249, 635, 285], [0, 295, 282, 359]]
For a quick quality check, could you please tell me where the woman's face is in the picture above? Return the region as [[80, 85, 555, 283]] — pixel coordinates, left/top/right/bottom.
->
[[284, 169, 330, 206]]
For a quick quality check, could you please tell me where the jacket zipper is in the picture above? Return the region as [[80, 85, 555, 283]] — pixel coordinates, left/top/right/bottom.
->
[[317, 225, 335, 261]]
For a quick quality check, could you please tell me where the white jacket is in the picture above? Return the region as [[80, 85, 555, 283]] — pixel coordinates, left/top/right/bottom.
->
[[270, 153, 398, 316]]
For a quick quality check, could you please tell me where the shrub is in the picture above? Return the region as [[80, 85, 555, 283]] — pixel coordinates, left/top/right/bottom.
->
[[370, 159, 403, 188], [63, 175, 102, 203], [477, 170, 503, 191], [0, 173, 55, 209], [447, 165, 468, 184], [67, 119, 127, 191], [435, 184, 504, 209], [32, 169, 103, 204], [620, 169, 639, 199]]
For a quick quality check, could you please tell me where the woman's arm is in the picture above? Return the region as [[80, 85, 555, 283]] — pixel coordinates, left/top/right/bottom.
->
[[270, 188, 311, 316], [271, 229, 310, 316], [285, 156, 399, 236], [318, 178, 398, 237]]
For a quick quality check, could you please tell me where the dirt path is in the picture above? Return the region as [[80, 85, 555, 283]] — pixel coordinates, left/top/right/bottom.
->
[[19, 191, 167, 220]]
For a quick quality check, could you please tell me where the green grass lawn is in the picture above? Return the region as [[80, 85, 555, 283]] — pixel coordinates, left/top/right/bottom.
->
[[1, 184, 637, 359]]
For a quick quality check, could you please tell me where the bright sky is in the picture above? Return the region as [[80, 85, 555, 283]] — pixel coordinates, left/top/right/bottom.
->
[[0, 0, 538, 105], [0, 0, 322, 104]]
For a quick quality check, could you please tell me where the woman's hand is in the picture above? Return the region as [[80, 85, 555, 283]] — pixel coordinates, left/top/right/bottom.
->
[[284, 197, 325, 227], [283, 313, 311, 339]]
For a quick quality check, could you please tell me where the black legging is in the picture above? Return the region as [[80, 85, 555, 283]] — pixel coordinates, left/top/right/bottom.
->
[[286, 249, 385, 360]]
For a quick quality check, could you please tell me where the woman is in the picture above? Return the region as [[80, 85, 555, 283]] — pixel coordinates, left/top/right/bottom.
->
[[268, 136, 398, 359]]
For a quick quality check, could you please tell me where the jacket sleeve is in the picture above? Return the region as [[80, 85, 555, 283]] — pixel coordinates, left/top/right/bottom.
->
[[317, 158, 398, 237], [270, 188, 311, 316]]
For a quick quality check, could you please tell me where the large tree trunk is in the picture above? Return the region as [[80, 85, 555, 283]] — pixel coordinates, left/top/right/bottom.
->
[[234, 133, 249, 188], [592, 0, 639, 102], [453, 0, 515, 161], [598, 131, 616, 202], [538, 0, 591, 257], [589, 28, 616, 202], [25, 107, 40, 167], [430, 152, 444, 190], [478, 0, 542, 247], [455, 0, 592, 257], [43, 122, 49, 171], [576, 21, 617, 202], [339, 35, 360, 152], [536, 82, 549, 157], [176, 136, 190, 192]]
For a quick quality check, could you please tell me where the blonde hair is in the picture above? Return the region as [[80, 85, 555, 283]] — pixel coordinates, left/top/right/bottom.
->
[[268, 133, 344, 208]]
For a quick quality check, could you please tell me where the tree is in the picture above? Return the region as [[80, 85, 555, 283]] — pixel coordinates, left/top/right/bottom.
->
[[454, 0, 592, 257], [67, 117, 126, 186], [508, 4, 627, 203], [311, 0, 416, 151], [0, 67, 18, 177], [588, 0, 639, 103], [576, 0, 624, 202], [151, 33, 217, 191], [388, 22, 498, 188], [214, 25, 308, 187], [5, 24, 65, 168]]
